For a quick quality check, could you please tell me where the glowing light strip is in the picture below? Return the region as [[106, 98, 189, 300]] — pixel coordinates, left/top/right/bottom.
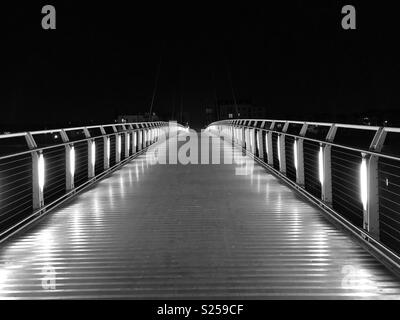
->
[[38, 153, 45, 192], [277, 135, 281, 163], [319, 146, 324, 185], [256, 132, 260, 152], [117, 135, 121, 155], [70, 146, 75, 177], [294, 140, 298, 170], [91, 141, 96, 167], [360, 157, 368, 211], [107, 138, 110, 161]]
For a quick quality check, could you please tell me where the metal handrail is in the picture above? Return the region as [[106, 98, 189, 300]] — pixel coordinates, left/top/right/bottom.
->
[[210, 119, 400, 159], [0, 122, 166, 161], [207, 118, 400, 271], [0, 121, 184, 240]]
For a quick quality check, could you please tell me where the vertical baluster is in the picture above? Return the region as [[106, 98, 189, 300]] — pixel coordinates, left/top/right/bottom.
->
[[296, 123, 308, 186], [364, 127, 387, 240], [320, 124, 337, 205]]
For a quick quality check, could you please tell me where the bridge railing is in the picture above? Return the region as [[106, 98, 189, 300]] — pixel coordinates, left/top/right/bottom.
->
[[0, 121, 179, 240], [208, 119, 400, 265]]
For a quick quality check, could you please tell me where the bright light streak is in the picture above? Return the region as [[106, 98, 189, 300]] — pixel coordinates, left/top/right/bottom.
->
[[294, 140, 298, 170], [91, 141, 96, 167], [127, 134, 130, 153], [256, 132, 260, 152], [277, 135, 281, 163], [265, 134, 269, 155], [107, 137, 110, 160], [70, 146, 75, 177], [360, 156, 368, 211], [117, 135, 121, 155], [38, 153, 45, 192], [319, 146, 324, 185]]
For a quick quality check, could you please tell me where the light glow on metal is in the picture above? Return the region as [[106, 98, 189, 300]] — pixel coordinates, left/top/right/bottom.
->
[[360, 156, 368, 211], [38, 153, 45, 192], [277, 135, 281, 163], [319, 146, 324, 185], [70, 146, 75, 177], [294, 140, 298, 170], [107, 137, 110, 160], [91, 141, 96, 167], [256, 132, 260, 152], [117, 135, 122, 155]]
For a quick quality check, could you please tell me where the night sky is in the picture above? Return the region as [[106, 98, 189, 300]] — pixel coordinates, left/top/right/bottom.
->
[[3, 1, 400, 130]]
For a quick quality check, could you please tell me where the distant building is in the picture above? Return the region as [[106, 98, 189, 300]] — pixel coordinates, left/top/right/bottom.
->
[[117, 113, 159, 123], [205, 100, 267, 124]]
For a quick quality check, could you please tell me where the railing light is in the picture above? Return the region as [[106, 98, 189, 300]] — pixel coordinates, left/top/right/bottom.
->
[[265, 134, 269, 155], [107, 137, 110, 160], [117, 135, 121, 155], [360, 156, 368, 211], [294, 140, 298, 170], [256, 132, 260, 153], [277, 135, 281, 163], [70, 146, 75, 177], [91, 141, 96, 167], [319, 146, 324, 185], [38, 153, 45, 192], [127, 134, 130, 153]]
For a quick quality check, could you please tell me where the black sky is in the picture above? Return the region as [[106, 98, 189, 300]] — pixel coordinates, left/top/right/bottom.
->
[[3, 1, 400, 129]]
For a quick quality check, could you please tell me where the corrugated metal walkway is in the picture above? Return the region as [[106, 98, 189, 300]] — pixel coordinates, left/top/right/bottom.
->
[[0, 132, 400, 299]]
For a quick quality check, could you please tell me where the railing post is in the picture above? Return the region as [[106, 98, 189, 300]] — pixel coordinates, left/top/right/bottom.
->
[[132, 130, 137, 153], [138, 129, 143, 150], [241, 126, 246, 148], [83, 128, 95, 179], [26, 133, 45, 210], [124, 129, 130, 159], [248, 127, 252, 152], [114, 125, 121, 164], [233, 126, 238, 144], [279, 122, 289, 174], [364, 127, 387, 240], [267, 122, 275, 166], [101, 127, 110, 170], [32, 151, 45, 209], [60, 130, 75, 190], [257, 125, 264, 159], [296, 123, 308, 186], [251, 127, 257, 154], [321, 124, 337, 205]]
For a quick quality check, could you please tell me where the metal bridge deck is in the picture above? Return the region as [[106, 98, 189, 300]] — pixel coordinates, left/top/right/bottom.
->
[[0, 133, 399, 299]]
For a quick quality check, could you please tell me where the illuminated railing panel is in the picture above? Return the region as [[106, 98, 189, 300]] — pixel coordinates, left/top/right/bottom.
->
[[207, 119, 400, 264], [0, 121, 175, 239]]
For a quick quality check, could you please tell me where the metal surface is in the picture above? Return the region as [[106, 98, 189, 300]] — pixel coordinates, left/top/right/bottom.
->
[[0, 122, 176, 240], [209, 120, 400, 262], [0, 132, 400, 299]]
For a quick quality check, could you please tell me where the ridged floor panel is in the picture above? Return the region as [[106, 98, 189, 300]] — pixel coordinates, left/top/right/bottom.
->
[[0, 132, 399, 299]]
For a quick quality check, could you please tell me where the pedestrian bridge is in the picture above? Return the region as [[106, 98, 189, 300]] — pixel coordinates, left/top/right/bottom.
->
[[0, 120, 400, 299]]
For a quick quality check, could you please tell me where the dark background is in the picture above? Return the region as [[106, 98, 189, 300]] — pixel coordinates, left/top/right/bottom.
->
[[3, 1, 400, 130]]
